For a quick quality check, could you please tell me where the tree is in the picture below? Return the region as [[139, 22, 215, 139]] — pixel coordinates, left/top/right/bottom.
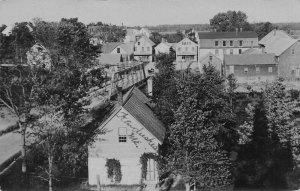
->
[[11, 22, 35, 64], [210, 11, 253, 32], [166, 65, 234, 191], [27, 58, 104, 190], [150, 31, 162, 45], [0, 64, 44, 178], [252, 22, 275, 40], [235, 80, 299, 188]]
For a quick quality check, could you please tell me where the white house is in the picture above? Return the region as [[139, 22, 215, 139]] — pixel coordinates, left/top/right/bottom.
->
[[175, 37, 198, 62], [154, 38, 176, 55], [134, 36, 155, 62], [88, 87, 166, 188]]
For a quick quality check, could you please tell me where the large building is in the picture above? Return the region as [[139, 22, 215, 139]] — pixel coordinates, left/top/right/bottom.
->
[[197, 31, 259, 60], [259, 29, 300, 80]]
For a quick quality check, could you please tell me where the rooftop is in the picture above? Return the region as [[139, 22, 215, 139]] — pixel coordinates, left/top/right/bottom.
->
[[224, 53, 276, 66], [122, 87, 166, 143], [198, 31, 258, 39]]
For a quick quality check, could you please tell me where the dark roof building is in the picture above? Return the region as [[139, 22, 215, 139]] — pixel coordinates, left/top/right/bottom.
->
[[198, 31, 258, 39]]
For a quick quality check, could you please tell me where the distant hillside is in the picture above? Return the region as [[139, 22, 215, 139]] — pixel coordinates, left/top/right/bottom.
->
[[144, 22, 300, 33]]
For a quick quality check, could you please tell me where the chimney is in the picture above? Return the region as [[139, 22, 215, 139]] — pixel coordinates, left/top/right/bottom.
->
[[116, 86, 123, 106], [147, 74, 154, 97], [235, 28, 238, 36]]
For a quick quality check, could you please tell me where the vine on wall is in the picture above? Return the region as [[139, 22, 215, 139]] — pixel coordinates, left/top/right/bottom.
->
[[105, 158, 122, 183], [140, 153, 161, 179]]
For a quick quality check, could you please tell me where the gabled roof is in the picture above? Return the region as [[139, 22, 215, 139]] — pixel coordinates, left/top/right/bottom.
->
[[224, 53, 276, 66], [259, 30, 292, 45], [198, 31, 258, 39], [176, 37, 198, 46], [243, 48, 263, 55], [259, 29, 298, 56], [154, 42, 175, 50], [264, 38, 298, 56], [199, 52, 222, 63], [123, 87, 165, 143], [97, 53, 122, 65], [119, 42, 135, 54], [102, 42, 123, 53], [137, 36, 155, 46]]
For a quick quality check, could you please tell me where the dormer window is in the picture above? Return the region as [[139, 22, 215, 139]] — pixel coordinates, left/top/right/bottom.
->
[[118, 127, 127, 143]]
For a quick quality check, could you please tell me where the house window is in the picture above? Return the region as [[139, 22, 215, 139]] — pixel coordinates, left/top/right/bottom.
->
[[256, 67, 260, 73], [292, 49, 295, 54], [229, 65, 234, 74], [215, 49, 219, 55], [138, 42, 140, 45], [230, 49, 233, 54], [178, 47, 181, 52], [223, 41, 226, 47], [118, 127, 127, 142], [239, 49, 242, 54], [117, 48, 120, 53], [230, 40, 233, 46], [209, 56, 213, 61], [268, 67, 273, 73], [142, 47, 145, 52], [239, 40, 243, 46], [147, 47, 150, 51], [244, 67, 248, 73], [215, 41, 219, 47]]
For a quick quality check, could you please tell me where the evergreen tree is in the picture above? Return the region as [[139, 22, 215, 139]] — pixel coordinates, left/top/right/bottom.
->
[[166, 65, 234, 191]]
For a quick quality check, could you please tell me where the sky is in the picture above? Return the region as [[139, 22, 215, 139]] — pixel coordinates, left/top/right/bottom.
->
[[0, 0, 300, 26]]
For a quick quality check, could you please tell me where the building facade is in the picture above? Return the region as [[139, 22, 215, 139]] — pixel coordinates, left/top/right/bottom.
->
[[134, 36, 155, 62], [88, 88, 165, 188], [259, 29, 300, 80], [175, 37, 198, 62], [197, 31, 259, 60], [224, 53, 278, 83]]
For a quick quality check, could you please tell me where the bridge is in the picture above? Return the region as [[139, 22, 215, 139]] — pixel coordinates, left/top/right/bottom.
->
[[0, 61, 154, 176]]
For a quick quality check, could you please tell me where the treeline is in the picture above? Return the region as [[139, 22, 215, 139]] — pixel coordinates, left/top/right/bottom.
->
[[153, 53, 300, 190], [146, 22, 300, 33]]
